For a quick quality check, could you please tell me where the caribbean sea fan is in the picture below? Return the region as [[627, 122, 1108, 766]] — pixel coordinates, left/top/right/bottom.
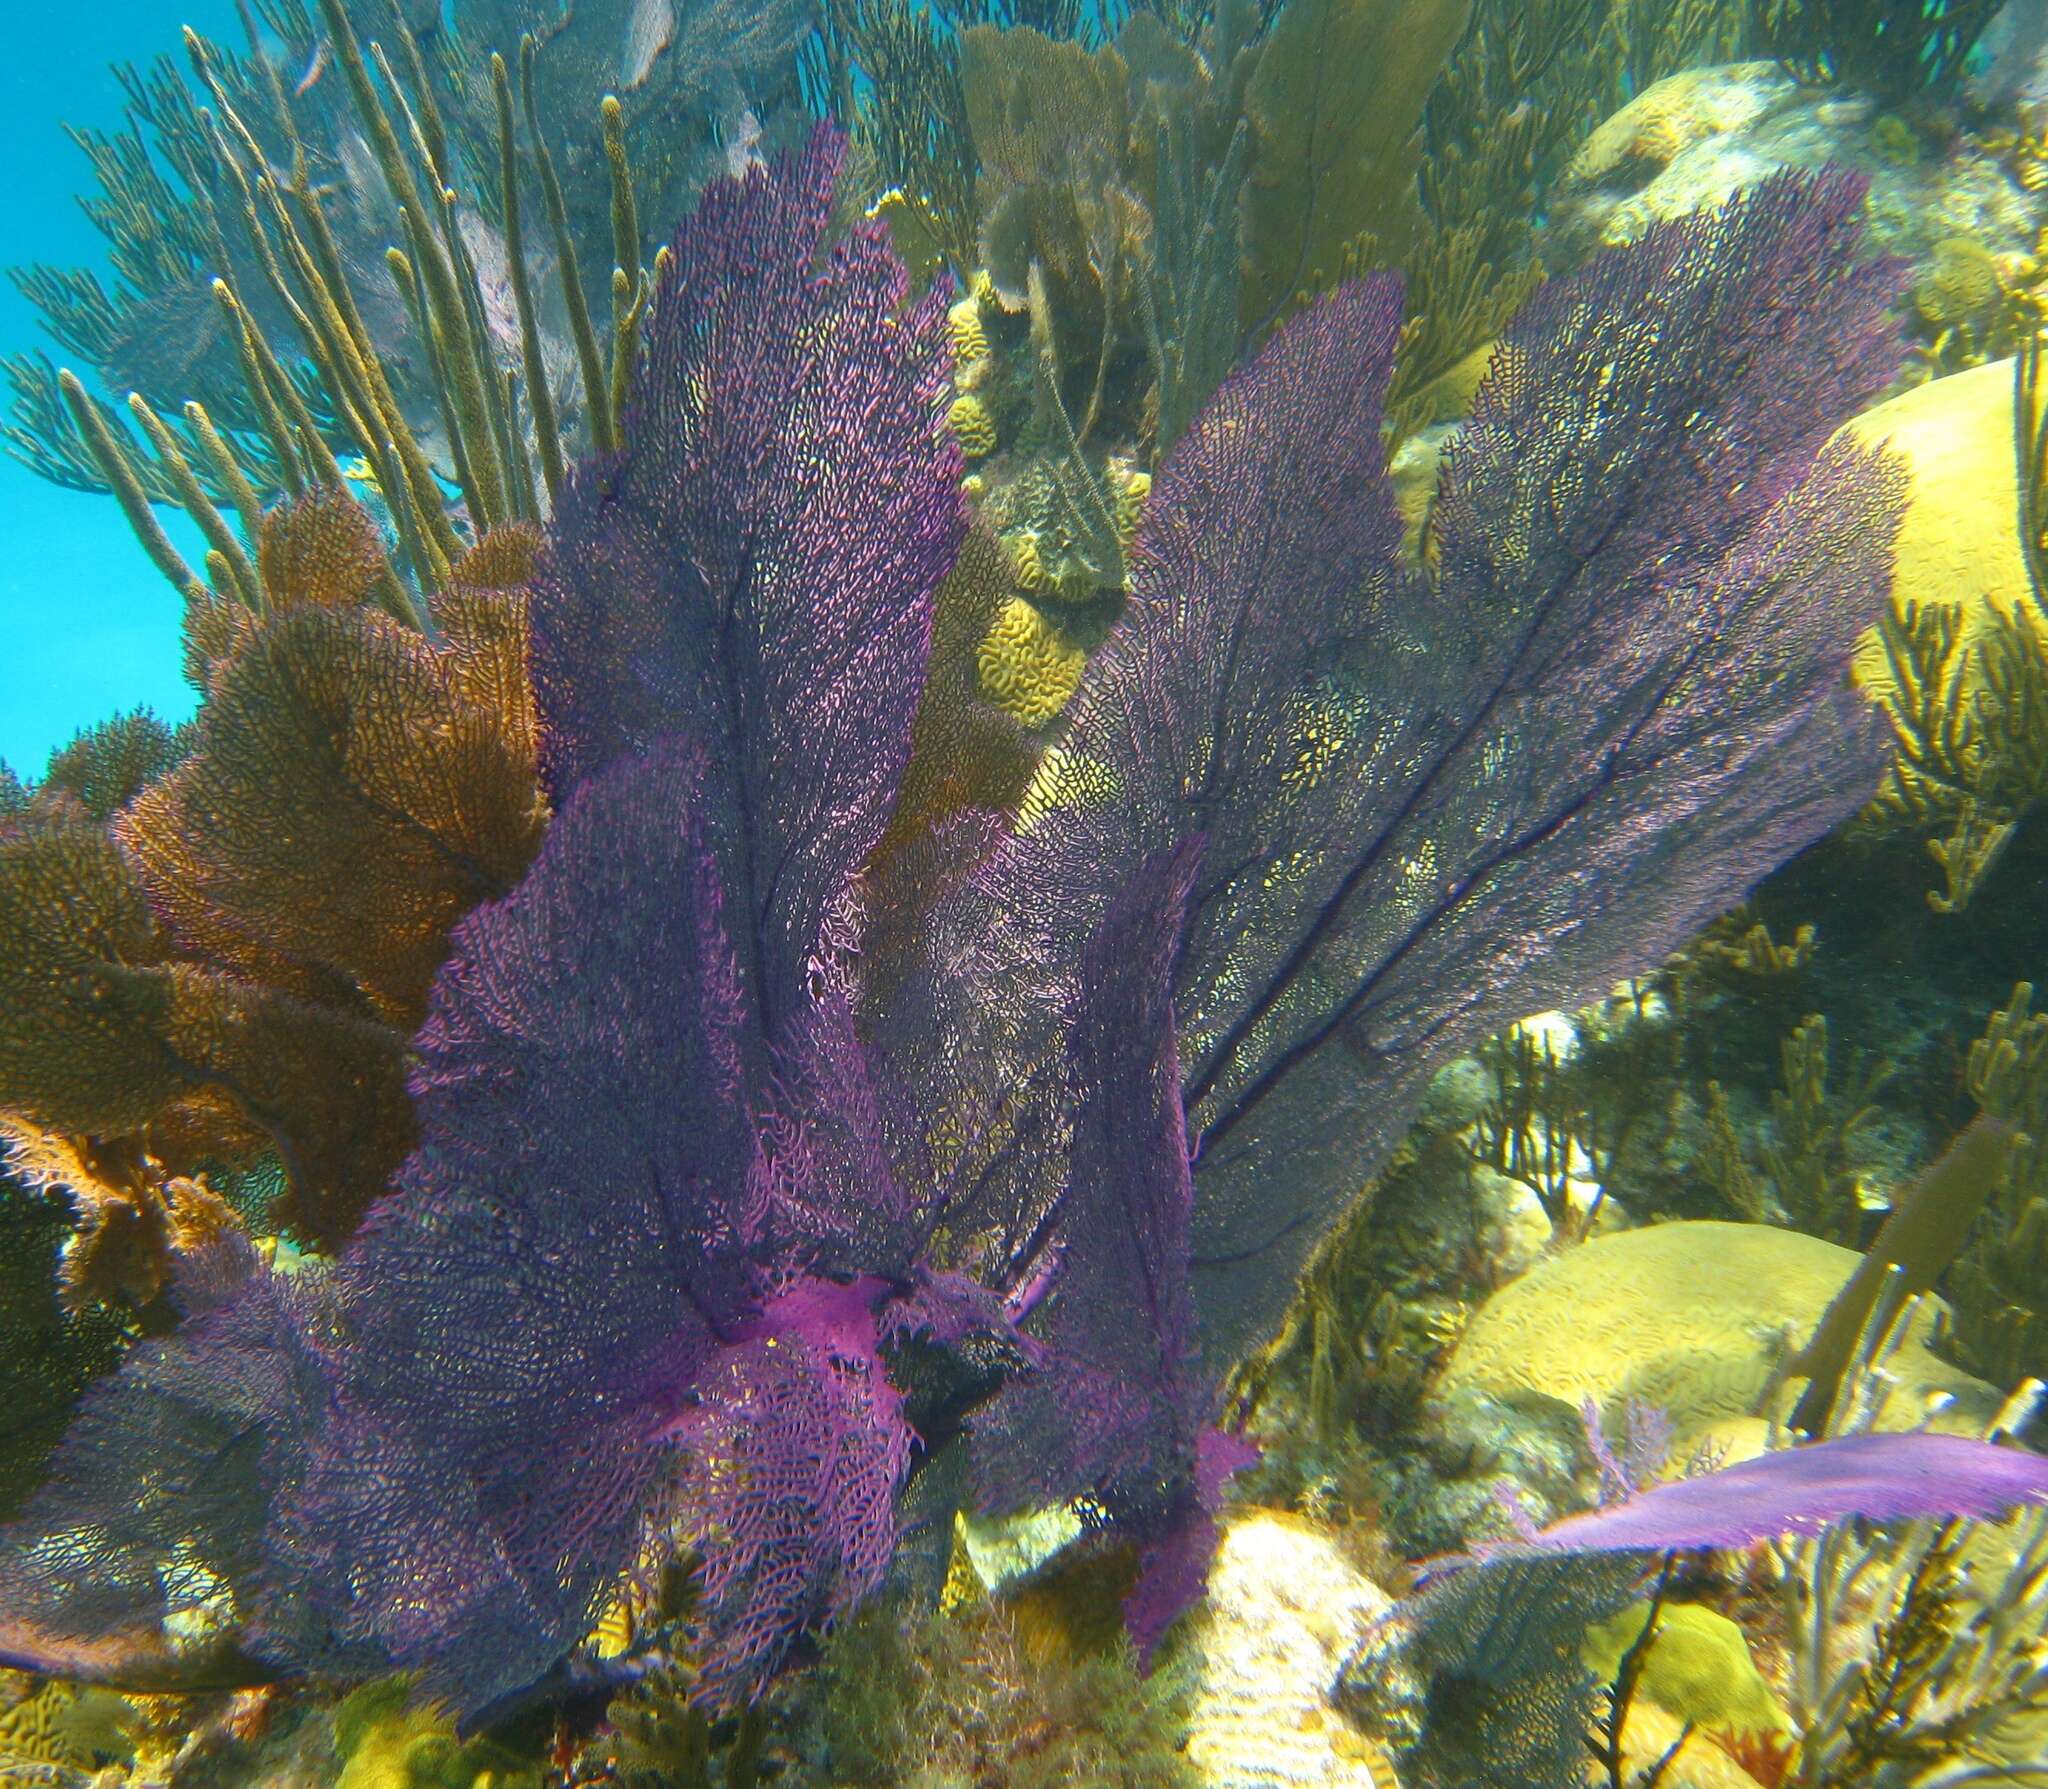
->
[[989, 168, 1910, 1387], [0, 153, 1923, 1718], [530, 124, 960, 1031]]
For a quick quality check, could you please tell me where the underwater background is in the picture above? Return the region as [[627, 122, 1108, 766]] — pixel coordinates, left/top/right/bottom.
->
[[0, 4, 236, 769], [4, 2, 2048, 1787]]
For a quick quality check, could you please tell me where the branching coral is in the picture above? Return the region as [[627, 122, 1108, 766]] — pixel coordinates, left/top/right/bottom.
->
[[6, 0, 697, 627], [1867, 590, 2048, 914], [1947, 983, 2048, 1392], [0, 490, 543, 1247], [1699, 1014, 1888, 1243], [821, 0, 984, 281]]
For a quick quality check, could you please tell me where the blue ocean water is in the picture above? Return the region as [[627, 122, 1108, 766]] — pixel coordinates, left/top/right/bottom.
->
[[0, 2, 239, 775]]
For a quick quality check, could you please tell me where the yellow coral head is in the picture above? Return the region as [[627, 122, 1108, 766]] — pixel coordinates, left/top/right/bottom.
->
[[947, 394, 998, 459], [976, 596, 1085, 728]]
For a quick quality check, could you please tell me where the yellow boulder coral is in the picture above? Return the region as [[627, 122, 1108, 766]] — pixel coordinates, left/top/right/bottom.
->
[[1564, 62, 1780, 192], [947, 393, 999, 459], [1434, 1220, 2000, 1458], [1583, 1602, 1789, 1743], [1913, 236, 2002, 330], [1839, 357, 2034, 707], [977, 597, 1086, 728]]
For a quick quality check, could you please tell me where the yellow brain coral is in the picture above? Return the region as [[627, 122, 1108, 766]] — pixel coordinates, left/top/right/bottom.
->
[[947, 393, 999, 459], [948, 294, 990, 364], [1914, 236, 2002, 328], [976, 596, 1085, 729], [1434, 1220, 2000, 1459], [1007, 528, 1048, 591]]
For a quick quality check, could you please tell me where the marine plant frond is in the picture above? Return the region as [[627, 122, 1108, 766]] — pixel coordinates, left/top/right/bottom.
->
[[1868, 589, 2048, 912]]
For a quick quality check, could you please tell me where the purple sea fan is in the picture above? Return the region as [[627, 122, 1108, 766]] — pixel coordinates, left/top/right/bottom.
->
[[0, 130, 959, 1719], [529, 124, 961, 1030], [986, 168, 1911, 1388]]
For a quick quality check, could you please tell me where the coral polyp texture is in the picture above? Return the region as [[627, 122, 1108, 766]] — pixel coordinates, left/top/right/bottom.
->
[[0, 141, 1938, 1733]]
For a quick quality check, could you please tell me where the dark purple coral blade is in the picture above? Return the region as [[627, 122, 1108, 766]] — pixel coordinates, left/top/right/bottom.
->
[[1122, 1426, 1262, 1666], [529, 124, 962, 1031], [1005, 170, 1907, 1379], [975, 838, 1209, 1517]]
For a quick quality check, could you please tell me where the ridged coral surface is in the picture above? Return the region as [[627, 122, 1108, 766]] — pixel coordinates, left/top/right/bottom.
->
[[1185, 1513, 1397, 1789], [1435, 1220, 1998, 1457], [977, 596, 1085, 726]]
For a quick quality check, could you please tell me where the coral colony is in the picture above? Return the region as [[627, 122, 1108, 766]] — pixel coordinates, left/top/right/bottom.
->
[[6, 122, 2048, 1756]]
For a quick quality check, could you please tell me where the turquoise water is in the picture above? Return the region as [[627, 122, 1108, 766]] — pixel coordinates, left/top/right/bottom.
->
[[0, 4, 236, 774]]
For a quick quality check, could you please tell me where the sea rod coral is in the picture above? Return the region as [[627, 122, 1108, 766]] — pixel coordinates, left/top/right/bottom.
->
[[0, 137, 1937, 1719]]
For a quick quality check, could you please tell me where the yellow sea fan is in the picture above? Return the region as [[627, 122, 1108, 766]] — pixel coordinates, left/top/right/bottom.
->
[[976, 597, 1084, 728], [947, 393, 999, 459]]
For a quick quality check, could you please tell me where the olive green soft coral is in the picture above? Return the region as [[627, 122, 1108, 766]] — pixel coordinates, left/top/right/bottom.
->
[[793, 1597, 1196, 1789]]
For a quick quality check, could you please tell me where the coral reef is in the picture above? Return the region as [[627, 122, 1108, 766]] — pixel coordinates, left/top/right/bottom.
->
[[1546, 60, 2038, 284], [10, 11, 2048, 1789]]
